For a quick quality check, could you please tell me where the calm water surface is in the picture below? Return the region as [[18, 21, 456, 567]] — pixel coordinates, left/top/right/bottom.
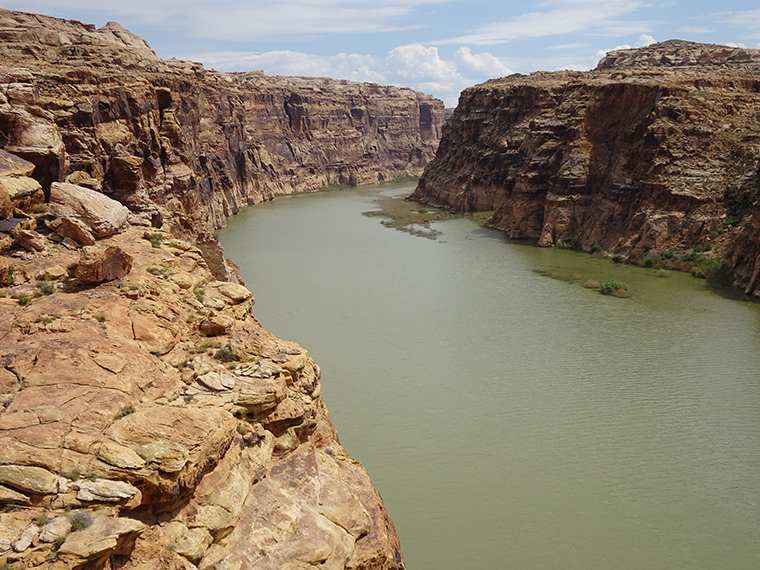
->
[[217, 182, 760, 570]]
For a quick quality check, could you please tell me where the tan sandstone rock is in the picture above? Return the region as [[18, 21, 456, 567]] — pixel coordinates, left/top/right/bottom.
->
[[67, 245, 133, 282]]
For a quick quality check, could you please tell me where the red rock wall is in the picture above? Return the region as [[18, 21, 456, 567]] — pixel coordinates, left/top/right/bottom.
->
[[0, 8, 444, 243], [412, 43, 760, 294]]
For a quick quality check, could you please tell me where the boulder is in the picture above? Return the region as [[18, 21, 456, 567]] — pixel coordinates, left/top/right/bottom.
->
[[76, 479, 140, 503], [39, 516, 72, 543], [0, 175, 44, 214], [58, 516, 145, 567], [12, 522, 39, 552], [10, 227, 46, 252], [217, 282, 254, 304], [0, 149, 35, 177], [199, 314, 234, 336], [67, 245, 133, 282], [48, 182, 129, 238], [0, 465, 61, 495], [56, 217, 96, 246]]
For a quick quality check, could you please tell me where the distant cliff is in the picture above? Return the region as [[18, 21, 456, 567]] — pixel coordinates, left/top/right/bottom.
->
[[0, 8, 443, 251], [0, 8, 441, 569], [411, 40, 760, 296]]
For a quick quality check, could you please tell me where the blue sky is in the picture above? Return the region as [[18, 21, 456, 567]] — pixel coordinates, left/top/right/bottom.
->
[[6, 1, 760, 106]]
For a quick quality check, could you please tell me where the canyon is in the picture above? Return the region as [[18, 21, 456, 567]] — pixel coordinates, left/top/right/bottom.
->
[[411, 40, 760, 296], [0, 8, 445, 569]]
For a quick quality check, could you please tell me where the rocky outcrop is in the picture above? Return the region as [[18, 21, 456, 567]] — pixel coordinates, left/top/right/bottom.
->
[[411, 40, 760, 295], [0, 222, 404, 569], [0, 8, 421, 570]]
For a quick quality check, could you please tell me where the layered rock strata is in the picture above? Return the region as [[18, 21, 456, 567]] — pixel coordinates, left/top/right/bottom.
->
[[0, 8, 431, 569], [0, 222, 403, 569], [411, 40, 760, 295], [0, 8, 443, 245]]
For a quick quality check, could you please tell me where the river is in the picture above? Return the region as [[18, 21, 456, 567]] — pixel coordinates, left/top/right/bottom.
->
[[217, 181, 760, 570]]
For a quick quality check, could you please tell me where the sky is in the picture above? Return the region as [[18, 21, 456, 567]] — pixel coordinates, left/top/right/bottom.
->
[[5, 1, 760, 106]]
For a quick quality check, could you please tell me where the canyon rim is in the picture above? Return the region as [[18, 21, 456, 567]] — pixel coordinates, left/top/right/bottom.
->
[[0, 8, 444, 569]]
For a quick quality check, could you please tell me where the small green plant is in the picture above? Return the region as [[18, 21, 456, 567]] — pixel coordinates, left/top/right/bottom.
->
[[195, 341, 221, 353], [115, 404, 135, 419], [691, 267, 706, 278], [12, 293, 32, 306], [214, 347, 239, 363], [38, 282, 55, 295], [644, 256, 655, 267], [590, 244, 603, 254], [35, 314, 54, 325], [612, 254, 625, 264], [54, 535, 67, 548], [65, 468, 81, 482], [194, 288, 205, 300], [68, 511, 93, 532], [32, 203, 47, 214], [93, 311, 106, 323], [34, 513, 48, 526], [6, 265, 16, 286], [599, 279, 629, 295], [146, 233, 164, 248]]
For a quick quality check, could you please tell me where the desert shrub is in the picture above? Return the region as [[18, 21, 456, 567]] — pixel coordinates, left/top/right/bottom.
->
[[12, 293, 32, 306], [590, 244, 603, 254], [214, 348, 239, 363], [612, 254, 625, 264], [64, 468, 81, 481], [115, 404, 135, 419], [691, 267, 706, 279], [599, 279, 629, 295], [68, 511, 93, 532], [39, 282, 55, 295], [146, 233, 164, 248]]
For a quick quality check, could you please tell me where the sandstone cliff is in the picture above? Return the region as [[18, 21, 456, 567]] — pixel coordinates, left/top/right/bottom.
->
[[0, 8, 443, 251], [411, 40, 760, 295], [0, 8, 442, 569]]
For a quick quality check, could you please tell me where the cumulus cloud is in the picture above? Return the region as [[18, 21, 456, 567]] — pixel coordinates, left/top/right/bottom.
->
[[594, 33, 656, 60], [191, 44, 513, 107]]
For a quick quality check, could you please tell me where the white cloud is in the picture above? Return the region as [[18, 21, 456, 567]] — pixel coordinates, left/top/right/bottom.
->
[[385, 45, 458, 80], [6, 0, 444, 39], [188, 44, 513, 107], [435, 0, 656, 45], [453, 47, 512, 77], [634, 34, 655, 48], [712, 9, 760, 40], [594, 33, 656, 60]]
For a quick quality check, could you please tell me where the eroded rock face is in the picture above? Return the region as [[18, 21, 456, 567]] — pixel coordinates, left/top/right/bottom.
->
[[0, 226, 405, 569], [0, 8, 443, 245], [412, 40, 760, 295], [0, 8, 412, 570]]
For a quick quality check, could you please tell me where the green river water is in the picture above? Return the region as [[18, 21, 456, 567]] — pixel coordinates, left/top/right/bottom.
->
[[217, 181, 760, 570]]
